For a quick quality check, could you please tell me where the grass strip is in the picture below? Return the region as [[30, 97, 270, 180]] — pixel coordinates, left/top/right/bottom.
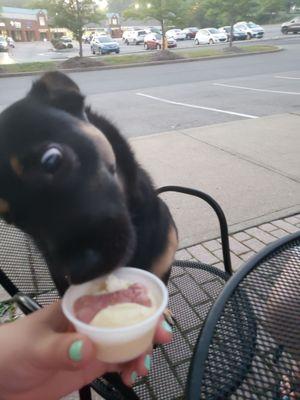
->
[[0, 45, 279, 74]]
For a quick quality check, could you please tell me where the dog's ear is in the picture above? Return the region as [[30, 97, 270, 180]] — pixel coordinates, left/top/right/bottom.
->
[[28, 71, 85, 118]]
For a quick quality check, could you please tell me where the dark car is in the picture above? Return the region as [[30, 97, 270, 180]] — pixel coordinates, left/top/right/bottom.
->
[[0, 36, 8, 52], [91, 36, 120, 55], [182, 27, 199, 39], [219, 26, 247, 41], [281, 17, 300, 34]]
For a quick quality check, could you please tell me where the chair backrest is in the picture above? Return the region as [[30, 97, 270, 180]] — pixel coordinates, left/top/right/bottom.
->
[[0, 218, 58, 306]]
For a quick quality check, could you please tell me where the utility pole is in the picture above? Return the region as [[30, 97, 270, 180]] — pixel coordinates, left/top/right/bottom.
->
[[161, 0, 167, 50]]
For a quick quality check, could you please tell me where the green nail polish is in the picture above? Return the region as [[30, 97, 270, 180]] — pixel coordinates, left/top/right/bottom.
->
[[144, 354, 151, 371], [131, 371, 138, 384], [69, 340, 83, 362], [162, 320, 172, 333]]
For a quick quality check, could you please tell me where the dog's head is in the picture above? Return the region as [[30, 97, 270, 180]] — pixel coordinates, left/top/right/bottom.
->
[[0, 72, 135, 287]]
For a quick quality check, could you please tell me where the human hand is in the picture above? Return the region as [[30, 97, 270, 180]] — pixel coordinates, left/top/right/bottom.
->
[[0, 301, 172, 400]]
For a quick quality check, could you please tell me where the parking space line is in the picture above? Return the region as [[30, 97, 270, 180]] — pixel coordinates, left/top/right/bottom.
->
[[214, 83, 300, 95], [136, 93, 258, 119], [275, 76, 300, 80]]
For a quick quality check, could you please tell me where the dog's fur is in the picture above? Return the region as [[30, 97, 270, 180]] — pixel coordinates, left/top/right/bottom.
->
[[0, 72, 177, 294]]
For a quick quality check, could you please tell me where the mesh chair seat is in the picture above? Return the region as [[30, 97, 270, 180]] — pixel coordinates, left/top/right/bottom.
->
[[0, 219, 229, 399]]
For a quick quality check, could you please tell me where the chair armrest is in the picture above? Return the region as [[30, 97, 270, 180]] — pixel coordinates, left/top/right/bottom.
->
[[157, 185, 232, 275]]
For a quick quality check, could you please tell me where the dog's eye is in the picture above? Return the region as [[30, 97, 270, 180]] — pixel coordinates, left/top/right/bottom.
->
[[41, 147, 63, 173]]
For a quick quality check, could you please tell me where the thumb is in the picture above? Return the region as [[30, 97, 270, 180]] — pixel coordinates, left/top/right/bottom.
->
[[35, 332, 97, 371]]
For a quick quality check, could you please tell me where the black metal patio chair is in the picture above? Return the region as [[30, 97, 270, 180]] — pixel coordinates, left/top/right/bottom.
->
[[0, 186, 232, 400]]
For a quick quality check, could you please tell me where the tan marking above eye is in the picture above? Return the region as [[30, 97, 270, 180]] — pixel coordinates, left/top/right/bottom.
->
[[10, 156, 23, 177], [0, 198, 10, 214], [79, 121, 116, 166]]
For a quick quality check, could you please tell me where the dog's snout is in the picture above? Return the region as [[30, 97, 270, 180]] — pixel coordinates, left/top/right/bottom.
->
[[67, 248, 104, 284], [55, 212, 136, 285]]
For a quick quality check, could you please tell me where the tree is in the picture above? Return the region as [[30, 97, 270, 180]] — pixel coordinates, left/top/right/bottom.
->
[[51, 0, 104, 56], [30, 0, 104, 57], [258, 0, 300, 13], [107, 0, 132, 13], [124, 0, 190, 49], [201, 0, 258, 47]]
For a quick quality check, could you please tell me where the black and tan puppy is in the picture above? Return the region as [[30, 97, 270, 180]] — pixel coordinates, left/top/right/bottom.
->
[[0, 71, 177, 295]]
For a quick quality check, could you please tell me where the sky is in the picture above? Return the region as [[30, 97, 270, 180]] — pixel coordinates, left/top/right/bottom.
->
[[95, 0, 108, 9]]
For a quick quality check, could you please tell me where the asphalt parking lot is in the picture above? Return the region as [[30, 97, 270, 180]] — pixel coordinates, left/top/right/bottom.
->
[[0, 23, 298, 64], [0, 38, 299, 138], [79, 40, 300, 137]]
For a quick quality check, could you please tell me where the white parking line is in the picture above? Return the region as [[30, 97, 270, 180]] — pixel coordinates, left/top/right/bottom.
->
[[136, 93, 258, 119], [214, 83, 300, 95], [275, 75, 300, 80]]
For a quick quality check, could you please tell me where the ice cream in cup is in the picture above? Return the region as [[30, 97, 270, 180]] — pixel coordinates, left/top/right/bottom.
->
[[62, 267, 168, 363]]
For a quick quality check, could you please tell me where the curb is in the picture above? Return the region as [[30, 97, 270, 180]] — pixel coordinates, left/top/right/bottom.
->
[[0, 47, 282, 79]]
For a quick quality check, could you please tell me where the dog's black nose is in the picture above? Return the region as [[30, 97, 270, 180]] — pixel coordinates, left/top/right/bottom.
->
[[68, 248, 104, 284]]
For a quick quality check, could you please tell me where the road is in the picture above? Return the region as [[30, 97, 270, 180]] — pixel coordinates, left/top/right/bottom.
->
[[0, 23, 299, 64], [0, 39, 300, 138]]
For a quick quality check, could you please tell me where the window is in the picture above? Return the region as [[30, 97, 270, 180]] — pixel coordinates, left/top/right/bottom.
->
[[39, 16, 46, 27]]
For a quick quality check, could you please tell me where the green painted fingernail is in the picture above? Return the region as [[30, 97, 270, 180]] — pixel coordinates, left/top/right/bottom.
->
[[69, 340, 83, 362], [144, 354, 151, 371], [131, 371, 138, 384], [162, 320, 172, 333]]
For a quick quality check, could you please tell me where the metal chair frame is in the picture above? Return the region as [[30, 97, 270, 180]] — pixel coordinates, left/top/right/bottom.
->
[[187, 230, 300, 400]]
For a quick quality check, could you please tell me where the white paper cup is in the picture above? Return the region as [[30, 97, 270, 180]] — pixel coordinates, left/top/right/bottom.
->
[[62, 267, 168, 363]]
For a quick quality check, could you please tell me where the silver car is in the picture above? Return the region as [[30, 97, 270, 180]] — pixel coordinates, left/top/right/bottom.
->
[[0, 36, 8, 52]]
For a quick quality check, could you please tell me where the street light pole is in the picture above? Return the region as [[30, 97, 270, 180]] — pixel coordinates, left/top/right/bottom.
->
[[75, 0, 83, 57]]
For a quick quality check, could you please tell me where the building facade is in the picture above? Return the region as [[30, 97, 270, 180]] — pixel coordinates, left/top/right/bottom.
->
[[0, 7, 49, 41]]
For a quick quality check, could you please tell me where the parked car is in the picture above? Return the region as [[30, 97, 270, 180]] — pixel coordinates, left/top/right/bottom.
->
[[145, 26, 162, 35], [0, 36, 8, 52], [90, 36, 120, 55], [281, 17, 300, 34], [84, 32, 107, 44], [166, 29, 186, 40], [219, 26, 247, 41], [194, 28, 227, 45], [234, 21, 264, 39], [122, 29, 146, 45], [51, 36, 73, 50], [182, 27, 199, 39], [60, 36, 73, 47], [144, 33, 177, 49], [6, 37, 15, 48]]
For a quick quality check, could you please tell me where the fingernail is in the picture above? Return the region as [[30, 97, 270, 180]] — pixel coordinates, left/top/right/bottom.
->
[[131, 371, 138, 384], [162, 320, 172, 333], [69, 339, 83, 362], [144, 354, 151, 371]]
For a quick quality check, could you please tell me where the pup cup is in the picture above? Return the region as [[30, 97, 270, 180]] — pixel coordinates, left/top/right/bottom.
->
[[62, 267, 168, 363]]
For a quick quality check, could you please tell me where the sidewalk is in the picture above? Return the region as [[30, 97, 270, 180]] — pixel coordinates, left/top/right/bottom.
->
[[131, 113, 300, 248], [177, 213, 300, 272]]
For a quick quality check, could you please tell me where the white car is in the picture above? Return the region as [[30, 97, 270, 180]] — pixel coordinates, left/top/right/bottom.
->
[[234, 21, 264, 39], [194, 28, 227, 45], [166, 29, 186, 41], [122, 29, 146, 45]]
